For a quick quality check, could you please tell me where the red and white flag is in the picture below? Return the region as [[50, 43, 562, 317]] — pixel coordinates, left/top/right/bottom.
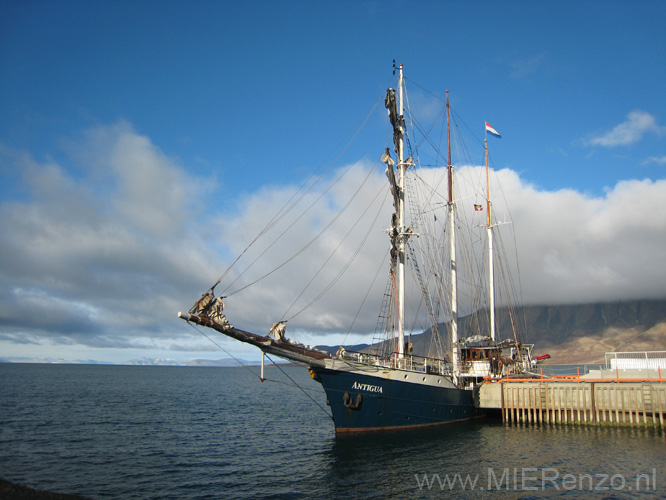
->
[[485, 122, 501, 138]]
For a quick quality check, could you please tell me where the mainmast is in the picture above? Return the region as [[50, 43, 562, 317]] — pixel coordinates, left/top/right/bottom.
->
[[447, 90, 459, 380], [485, 138, 496, 342]]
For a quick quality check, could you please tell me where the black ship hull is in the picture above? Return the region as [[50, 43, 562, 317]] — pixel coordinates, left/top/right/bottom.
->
[[311, 366, 484, 433]]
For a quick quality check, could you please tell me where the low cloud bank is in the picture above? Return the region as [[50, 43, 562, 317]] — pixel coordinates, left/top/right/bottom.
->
[[1, 123, 665, 352]]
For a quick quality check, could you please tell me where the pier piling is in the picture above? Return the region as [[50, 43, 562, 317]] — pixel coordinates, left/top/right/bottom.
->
[[478, 372, 666, 428]]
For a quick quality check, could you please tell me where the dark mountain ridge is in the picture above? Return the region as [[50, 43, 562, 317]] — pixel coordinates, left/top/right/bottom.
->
[[320, 299, 666, 363], [482, 299, 666, 345]]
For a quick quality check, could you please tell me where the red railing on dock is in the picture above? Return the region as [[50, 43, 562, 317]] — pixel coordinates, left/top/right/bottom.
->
[[484, 365, 664, 384]]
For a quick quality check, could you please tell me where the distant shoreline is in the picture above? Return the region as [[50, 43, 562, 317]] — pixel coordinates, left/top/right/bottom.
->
[[0, 359, 294, 367]]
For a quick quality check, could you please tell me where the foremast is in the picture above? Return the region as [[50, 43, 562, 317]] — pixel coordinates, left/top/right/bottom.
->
[[383, 70, 460, 378], [382, 63, 408, 361]]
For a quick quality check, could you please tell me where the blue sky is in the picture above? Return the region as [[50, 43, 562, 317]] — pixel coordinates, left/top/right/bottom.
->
[[1, 0, 665, 363]]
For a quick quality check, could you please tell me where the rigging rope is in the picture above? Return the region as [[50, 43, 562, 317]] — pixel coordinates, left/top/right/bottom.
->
[[215, 96, 384, 296], [284, 184, 388, 322], [342, 245, 390, 347], [186, 321, 264, 379], [224, 159, 381, 298], [281, 165, 388, 321], [187, 322, 331, 418], [264, 354, 332, 419]]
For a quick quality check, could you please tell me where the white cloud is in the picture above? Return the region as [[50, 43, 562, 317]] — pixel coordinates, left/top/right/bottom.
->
[[587, 110, 665, 147], [0, 123, 218, 350], [207, 163, 666, 337], [1, 123, 666, 360], [510, 53, 546, 79], [642, 155, 666, 165], [501, 175, 666, 304]]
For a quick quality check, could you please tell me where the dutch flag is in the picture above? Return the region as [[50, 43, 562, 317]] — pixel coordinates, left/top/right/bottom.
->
[[485, 122, 501, 138]]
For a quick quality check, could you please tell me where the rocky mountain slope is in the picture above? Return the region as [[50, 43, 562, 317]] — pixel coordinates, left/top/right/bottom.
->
[[512, 300, 666, 363]]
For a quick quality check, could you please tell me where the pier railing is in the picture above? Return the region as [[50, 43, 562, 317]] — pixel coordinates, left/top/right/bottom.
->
[[484, 351, 666, 384], [605, 350, 666, 370]]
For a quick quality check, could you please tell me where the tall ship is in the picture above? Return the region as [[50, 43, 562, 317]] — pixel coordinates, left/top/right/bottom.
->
[[179, 63, 540, 433]]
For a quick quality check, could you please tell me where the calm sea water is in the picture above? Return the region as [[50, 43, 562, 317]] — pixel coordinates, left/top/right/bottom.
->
[[1, 363, 665, 499]]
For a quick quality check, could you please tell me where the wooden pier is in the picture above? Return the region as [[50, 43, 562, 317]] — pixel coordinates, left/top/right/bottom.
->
[[478, 370, 666, 427]]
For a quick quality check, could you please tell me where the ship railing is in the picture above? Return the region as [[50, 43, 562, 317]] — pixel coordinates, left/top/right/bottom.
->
[[337, 349, 452, 376]]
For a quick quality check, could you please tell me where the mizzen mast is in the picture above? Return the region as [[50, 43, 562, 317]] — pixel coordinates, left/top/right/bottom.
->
[[484, 136, 496, 342]]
